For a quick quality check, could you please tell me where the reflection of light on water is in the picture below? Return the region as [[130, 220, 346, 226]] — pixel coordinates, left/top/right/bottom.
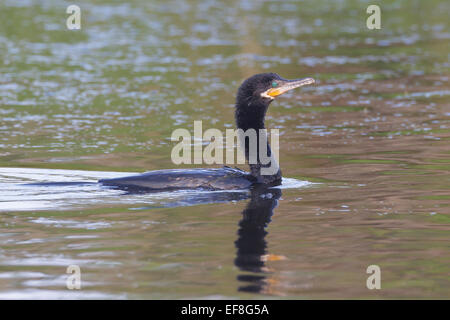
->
[[278, 177, 314, 189], [399, 90, 450, 99], [0, 167, 313, 212], [29, 217, 112, 230]]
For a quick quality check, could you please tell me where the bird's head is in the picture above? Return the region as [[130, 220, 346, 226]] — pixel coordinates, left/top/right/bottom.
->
[[236, 73, 315, 107]]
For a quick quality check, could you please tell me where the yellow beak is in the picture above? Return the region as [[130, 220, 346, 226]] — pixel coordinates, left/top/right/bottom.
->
[[266, 77, 315, 97]]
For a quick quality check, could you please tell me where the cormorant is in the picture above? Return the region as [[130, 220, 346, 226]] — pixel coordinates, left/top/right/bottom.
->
[[99, 73, 315, 191]]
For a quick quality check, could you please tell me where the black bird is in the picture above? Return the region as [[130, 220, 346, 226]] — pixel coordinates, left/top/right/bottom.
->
[[99, 73, 315, 191]]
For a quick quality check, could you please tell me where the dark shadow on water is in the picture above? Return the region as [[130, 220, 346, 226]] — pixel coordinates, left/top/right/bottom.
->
[[234, 186, 281, 294]]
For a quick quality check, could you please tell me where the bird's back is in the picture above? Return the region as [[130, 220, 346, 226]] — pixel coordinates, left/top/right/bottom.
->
[[99, 166, 255, 192]]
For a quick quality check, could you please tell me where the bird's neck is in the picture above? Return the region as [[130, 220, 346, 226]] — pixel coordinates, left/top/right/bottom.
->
[[235, 99, 281, 185]]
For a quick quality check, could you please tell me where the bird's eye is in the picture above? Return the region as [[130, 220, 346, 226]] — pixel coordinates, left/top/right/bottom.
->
[[272, 81, 278, 88]]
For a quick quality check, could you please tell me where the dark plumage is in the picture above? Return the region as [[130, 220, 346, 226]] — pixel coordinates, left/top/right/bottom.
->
[[99, 73, 314, 191]]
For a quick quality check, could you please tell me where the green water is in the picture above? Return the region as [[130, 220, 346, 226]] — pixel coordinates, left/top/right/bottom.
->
[[0, 0, 449, 299]]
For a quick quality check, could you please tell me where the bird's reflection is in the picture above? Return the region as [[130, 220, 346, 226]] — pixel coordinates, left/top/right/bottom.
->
[[234, 186, 282, 294]]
